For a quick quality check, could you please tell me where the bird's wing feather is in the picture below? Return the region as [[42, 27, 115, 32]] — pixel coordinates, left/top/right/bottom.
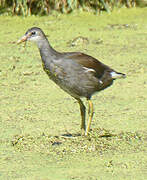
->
[[64, 52, 111, 78]]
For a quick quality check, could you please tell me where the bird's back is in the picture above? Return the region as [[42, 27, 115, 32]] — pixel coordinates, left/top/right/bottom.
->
[[42, 51, 119, 99]]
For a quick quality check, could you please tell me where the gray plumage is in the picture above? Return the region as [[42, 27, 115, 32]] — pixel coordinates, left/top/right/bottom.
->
[[17, 27, 126, 135]]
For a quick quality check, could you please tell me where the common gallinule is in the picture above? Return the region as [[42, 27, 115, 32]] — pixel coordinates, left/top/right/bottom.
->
[[17, 27, 126, 135]]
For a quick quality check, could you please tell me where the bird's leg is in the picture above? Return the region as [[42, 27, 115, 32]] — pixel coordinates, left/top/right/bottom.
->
[[76, 98, 86, 135], [86, 99, 94, 135]]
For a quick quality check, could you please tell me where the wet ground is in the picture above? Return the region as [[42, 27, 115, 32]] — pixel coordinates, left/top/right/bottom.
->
[[0, 8, 147, 179]]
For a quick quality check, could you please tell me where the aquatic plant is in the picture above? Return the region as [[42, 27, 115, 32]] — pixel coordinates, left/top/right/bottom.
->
[[0, 0, 146, 16]]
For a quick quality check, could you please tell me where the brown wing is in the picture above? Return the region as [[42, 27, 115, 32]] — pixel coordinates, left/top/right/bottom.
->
[[66, 52, 112, 78]]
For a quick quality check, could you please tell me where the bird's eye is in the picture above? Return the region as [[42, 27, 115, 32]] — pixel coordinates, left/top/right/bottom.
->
[[31, 31, 36, 35]]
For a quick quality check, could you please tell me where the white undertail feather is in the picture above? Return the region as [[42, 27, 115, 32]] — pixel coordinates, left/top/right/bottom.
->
[[110, 71, 126, 79]]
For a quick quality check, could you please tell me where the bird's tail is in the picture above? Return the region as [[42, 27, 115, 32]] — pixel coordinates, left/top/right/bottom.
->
[[110, 71, 126, 79]]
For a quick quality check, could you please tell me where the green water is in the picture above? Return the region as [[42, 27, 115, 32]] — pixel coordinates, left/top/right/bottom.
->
[[0, 8, 147, 179]]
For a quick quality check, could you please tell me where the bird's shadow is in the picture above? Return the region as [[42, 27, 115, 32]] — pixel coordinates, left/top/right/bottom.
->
[[60, 132, 81, 138], [60, 128, 116, 138]]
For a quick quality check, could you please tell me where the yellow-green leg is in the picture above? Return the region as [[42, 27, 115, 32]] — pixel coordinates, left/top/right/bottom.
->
[[77, 98, 86, 135], [86, 99, 94, 135]]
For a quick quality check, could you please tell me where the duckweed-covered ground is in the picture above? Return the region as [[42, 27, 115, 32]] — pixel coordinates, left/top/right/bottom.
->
[[0, 8, 147, 180]]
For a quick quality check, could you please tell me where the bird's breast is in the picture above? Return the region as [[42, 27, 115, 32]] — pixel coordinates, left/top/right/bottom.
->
[[42, 62, 52, 76], [42, 61, 63, 84]]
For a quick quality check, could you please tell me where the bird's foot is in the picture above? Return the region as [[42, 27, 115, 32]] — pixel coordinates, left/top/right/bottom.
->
[[81, 128, 86, 136]]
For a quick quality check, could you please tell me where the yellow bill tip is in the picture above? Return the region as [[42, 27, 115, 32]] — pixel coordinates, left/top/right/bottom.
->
[[17, 35, 28, 44]]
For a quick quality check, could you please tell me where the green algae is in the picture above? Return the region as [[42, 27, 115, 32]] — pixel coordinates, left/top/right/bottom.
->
[[0, 8, 147, 180]]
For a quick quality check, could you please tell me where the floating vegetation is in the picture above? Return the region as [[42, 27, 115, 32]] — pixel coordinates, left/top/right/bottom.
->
[[11, 128, 146, 156], [0, 0, 147, 16]]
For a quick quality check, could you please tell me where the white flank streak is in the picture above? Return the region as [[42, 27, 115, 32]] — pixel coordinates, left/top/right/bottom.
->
[[99, 80, 103, 84], [83, 67, 95, 73]]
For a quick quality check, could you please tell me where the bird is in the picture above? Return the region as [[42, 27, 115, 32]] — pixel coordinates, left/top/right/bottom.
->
[[17, 27, 126, 136]]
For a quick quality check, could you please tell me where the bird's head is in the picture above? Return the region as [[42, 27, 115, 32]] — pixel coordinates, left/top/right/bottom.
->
[[17, 27, 46, 44]]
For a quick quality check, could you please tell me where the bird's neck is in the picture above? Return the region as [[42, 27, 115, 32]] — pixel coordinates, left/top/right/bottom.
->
[[37, 38, 59, 64]]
